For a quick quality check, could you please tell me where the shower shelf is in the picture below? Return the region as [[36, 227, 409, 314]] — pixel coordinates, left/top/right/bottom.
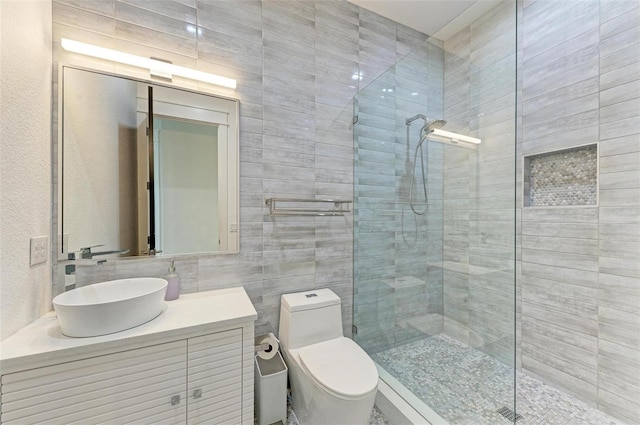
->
[[265, 198, 352, 217]]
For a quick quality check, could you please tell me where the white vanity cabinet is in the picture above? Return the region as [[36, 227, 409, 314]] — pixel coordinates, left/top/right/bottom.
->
[[187, 329, 244, 424], [1, 340, 189, 425], [0, 288, 257, 425]]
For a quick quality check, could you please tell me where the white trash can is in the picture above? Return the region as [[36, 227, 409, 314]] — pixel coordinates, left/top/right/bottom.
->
[[254, 351, 288, 425]]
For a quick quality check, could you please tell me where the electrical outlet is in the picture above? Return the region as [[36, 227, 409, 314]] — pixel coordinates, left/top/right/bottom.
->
[[30, 236, 48, 266]]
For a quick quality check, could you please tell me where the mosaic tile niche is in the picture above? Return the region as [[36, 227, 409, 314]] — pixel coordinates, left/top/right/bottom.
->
[[524, 144, 597, 207]]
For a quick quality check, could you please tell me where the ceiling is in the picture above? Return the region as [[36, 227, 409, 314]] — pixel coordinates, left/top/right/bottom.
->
[[348, 0, 503, 40]]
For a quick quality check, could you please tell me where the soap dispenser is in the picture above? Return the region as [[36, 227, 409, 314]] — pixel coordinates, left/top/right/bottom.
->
[[164, 259, 180, 301]]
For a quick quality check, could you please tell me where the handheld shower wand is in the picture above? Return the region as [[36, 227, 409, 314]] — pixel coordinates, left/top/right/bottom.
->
[[406, 117, 447, 215]]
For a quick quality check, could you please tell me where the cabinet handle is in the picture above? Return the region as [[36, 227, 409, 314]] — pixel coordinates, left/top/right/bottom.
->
[[171, 395, 181, 406], [193, 389, 202, 399]]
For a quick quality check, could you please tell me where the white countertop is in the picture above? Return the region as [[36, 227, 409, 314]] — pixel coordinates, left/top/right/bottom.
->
[[0, 287, 257, 373]]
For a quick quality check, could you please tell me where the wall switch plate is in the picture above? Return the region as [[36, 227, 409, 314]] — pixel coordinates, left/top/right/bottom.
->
[[30, 236, 48, 266]]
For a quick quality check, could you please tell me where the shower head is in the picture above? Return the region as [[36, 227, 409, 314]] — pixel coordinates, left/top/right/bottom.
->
[[424, 119, 447, 133], [418, 120, 481, 146], [418, 119, 447, 143]]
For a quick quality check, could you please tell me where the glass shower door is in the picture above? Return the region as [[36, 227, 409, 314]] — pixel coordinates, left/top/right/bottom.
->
[[353, 1, 516, 423]]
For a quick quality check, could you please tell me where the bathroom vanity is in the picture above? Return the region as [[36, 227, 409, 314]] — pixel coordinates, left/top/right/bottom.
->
[[0, 287, 257, 425]]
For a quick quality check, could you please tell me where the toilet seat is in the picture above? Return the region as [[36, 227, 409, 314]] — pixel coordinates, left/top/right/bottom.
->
[[298, 337, 378, 401]]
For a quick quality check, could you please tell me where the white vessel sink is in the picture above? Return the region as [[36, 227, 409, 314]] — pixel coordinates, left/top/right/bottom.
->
[[53, 278, 168, 337]]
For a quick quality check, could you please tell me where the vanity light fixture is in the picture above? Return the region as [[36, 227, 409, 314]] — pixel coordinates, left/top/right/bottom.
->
[[60, 38, 237, 89], [430, 128, 482, 144]]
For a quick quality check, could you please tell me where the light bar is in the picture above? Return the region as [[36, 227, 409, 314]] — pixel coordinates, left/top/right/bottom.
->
[[431, 128, 481, 144], [61, 38, 236, 89]]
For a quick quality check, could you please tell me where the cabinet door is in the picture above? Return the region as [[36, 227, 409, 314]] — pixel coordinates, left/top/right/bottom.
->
[[1, 341, 187, 425], [187, 328, 243, 424]]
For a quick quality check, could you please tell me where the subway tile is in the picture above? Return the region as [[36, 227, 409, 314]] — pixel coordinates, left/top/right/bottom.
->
[[522, 0, 598, 52], [521, 206, 598, 223], [600, 59, 640, 92], [600, 169, 640, 190], [121, 0, 196, 23], [600, 41, 640, 75], [522, 221, 598, 239], [522, 235, 598, 256], [198, 3, 261, 42], [115, 1, 195, 40], [598, 388, 640, 425], [522, 111, 599, 146], [523, 44, 599, 99], [600, 207, 640, 226], [600, 273, 640, 298], [525, 24, 599, 80], [53, 1, 115, 34], [600, 98, 640, 127], [55, 0, 116, 16], [600, 255, 640, 279], [600, 151, 640, 173], [600, 22, 640, 58], [600, 188, 640, 207], [600, 79, 640, 108], [599, 306, 640, 349], [523, 319, 598, 368], [522, 337, 598, 389], [523, 77, 598, 116], [114, 20, 197, 57], [525, 273, 598, 305], [522, 300, 598, 336], [600, 223, 640, 242], [262, 2, 314, 45], [600, 0, 640, 24], [522, 355, 597, 404], [198, 40, 262, 75], [598, 341, 640, 390]]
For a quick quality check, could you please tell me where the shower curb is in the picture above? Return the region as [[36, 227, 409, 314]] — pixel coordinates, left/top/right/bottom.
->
[[376, 379, 438, 425]]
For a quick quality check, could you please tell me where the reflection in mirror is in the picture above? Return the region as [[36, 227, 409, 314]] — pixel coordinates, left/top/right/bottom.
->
[[153, 117, 220, 254], [60, 66, 239, 259]]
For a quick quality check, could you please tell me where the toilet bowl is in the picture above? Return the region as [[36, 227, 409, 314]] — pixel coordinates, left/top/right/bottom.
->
[[279, 289, 378, 425]]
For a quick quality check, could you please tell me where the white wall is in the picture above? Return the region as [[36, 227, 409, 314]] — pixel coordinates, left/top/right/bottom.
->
[[0, 0, 53, 340]]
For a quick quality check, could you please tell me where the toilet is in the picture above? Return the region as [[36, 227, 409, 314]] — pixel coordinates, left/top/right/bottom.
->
[[279, 289, 378, 425]]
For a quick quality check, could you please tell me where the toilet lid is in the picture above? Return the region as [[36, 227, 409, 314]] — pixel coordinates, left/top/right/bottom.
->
[[298, 337, 378, 400]]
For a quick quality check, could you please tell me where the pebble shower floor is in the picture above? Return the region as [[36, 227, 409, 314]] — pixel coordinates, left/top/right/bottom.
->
[[371, 334, 627, 425]]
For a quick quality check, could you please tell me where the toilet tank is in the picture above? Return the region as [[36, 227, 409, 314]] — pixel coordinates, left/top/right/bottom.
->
[[279, 289, 344, 350]]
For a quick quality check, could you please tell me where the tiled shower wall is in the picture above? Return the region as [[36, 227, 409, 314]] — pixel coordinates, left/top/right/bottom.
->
[[353, 39, 445, 353], [518, 1, 640, 423], [52, 0, 430, 336], [441, 1, 639, 423], [441, 0, 517, 366]]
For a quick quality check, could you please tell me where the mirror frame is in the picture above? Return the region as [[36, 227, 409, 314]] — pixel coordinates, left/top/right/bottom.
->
[[56, 63, 240, 263]]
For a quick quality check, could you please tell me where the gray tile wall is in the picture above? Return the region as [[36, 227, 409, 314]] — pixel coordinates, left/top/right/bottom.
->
[[52, 0, 430, 338], [441, 1, 639, 422], [519, 1, 640, 423], [442, 0, 517, 366], [353, 37, 445, 353]]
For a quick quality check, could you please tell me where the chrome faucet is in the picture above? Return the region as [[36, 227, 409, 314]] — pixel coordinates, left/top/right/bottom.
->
[[62, 245, 129, 291], [68, 245, 130, 260]]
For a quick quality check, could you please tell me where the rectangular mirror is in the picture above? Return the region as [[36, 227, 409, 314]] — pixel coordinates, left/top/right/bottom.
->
[[59, 66, 239, 258]]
